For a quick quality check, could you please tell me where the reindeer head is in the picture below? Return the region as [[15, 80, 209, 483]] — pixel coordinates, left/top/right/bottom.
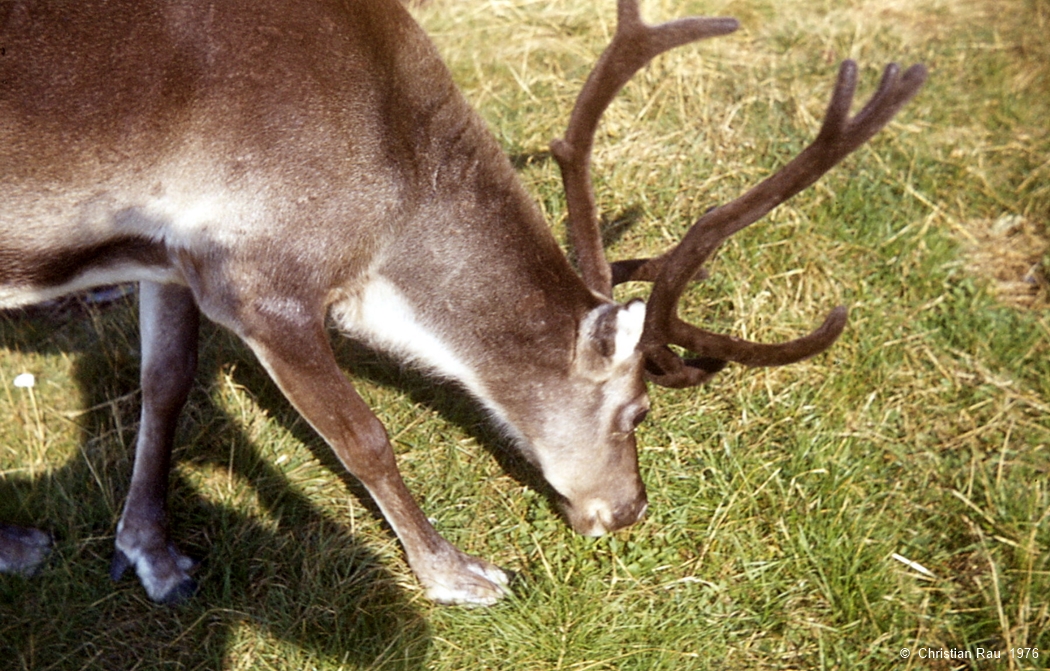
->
[[495, 0, 925, 535], [491, 299, 651, 536]]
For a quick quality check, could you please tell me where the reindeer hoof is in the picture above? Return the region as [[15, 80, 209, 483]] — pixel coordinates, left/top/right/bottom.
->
[[421, 550, 512, 606], [111, 543, 198, 603], [0, 524, 53, 577], [156, 576, 198, 604], [109, 547, 133, 581]]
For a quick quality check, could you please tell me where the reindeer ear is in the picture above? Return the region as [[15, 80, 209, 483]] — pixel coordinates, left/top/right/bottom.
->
[[578, 300, 645, 372], [612, 299, 646, 364]]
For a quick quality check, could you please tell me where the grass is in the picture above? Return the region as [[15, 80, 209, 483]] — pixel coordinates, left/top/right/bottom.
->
[[2, 0, 1048, 668]]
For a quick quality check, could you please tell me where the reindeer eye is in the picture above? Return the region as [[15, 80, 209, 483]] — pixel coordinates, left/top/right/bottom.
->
[[631, 407, 649, 428], [616, 399, 650, 434], [619, 406, 648, 433]]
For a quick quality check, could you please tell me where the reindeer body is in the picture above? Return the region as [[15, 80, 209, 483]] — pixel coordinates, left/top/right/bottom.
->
[[2, 0, 583, 328], [1, 0, 924, 605]]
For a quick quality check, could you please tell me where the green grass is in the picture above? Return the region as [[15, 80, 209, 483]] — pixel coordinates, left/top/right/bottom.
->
[[2, 0, 1048, 668]]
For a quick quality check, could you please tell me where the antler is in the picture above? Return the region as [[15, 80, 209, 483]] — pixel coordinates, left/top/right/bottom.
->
[[550, 0, 739, 299], [553, 1, 927, 388], [639, 60, 927, 387]]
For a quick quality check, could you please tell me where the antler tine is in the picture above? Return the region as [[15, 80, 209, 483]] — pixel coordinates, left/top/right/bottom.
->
[[640, 60, 927, 387], [551, 0, 738, 298], [643, 307, 849, 388]]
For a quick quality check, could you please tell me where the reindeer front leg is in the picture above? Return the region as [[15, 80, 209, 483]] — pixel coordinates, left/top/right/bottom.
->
[[239, 311, 510, 605], [110, 282, 200, 603]]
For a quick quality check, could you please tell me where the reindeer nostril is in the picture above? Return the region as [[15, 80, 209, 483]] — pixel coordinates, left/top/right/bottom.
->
[[578, 491, 648, 536], [610, 495, 648, 530], [634, 499, 649, 523]]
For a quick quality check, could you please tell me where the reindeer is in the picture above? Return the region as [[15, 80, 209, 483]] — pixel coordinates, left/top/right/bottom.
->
[[0, 0, 925, 605]]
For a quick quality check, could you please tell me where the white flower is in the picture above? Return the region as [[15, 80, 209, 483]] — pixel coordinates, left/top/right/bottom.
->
[[13, 373, 36, 388]]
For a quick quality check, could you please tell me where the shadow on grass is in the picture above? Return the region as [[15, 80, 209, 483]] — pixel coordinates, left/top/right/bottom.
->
[[0, 297, 432, 670]]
